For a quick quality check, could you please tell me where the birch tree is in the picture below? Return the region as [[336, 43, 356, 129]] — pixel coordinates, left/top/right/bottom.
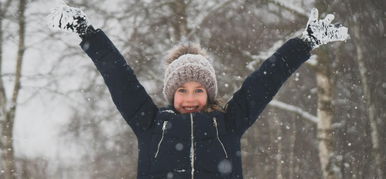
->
[[344, 0, 384, 178], [0, 1, 13, 173], [53, 0, 237, 177], [0, 0, 27, 178], [238, 1, 344, 178], [38, 0, 384, 178]]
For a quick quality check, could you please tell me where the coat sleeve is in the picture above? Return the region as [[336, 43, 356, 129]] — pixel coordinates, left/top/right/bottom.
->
[[225, 38, 311, 136], [79, 30, 158, 137]]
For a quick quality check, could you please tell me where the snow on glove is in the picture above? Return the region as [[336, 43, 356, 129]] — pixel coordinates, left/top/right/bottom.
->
[[301, 8, 349, 49], [48, 5, 91, 36]]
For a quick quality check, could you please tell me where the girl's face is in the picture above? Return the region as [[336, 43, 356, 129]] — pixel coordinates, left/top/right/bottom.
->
[[174, 81, 208, 114]]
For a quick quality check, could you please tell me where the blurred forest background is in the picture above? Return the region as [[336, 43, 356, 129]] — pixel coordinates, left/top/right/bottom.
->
[[0, 0, 385, 178]]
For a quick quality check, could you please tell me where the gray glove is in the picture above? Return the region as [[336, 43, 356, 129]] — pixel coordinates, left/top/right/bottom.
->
[[301, 8, 349, 49], [48, 5, 95, 37]]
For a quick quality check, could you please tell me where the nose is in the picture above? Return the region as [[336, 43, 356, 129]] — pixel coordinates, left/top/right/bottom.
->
[[185, 93, 196, 102]]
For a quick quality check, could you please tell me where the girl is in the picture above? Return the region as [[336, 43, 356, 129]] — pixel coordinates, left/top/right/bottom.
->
[[49, 6, 348, 179]]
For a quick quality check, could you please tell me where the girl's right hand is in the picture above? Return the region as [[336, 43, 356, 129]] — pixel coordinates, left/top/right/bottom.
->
[[47, 5, 89, 36]]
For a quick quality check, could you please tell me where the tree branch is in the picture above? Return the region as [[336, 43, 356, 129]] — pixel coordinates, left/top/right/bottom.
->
[[243, 39, 284, 71], [268, 0, 308, 18], [0, 0, 13, 17], [11, 0, 26, 107], [0, 0, 13, 114], [269, 99, 318, 124], [187, 0, 234, 38], [242, 36, 318, 71]]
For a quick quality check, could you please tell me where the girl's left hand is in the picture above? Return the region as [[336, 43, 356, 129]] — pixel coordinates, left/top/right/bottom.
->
[[301, 8, 350, 49]]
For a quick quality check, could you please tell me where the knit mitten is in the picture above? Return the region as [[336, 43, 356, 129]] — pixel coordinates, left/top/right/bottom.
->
[[48, 5, 96, 37], [301, 8, 349, 49]]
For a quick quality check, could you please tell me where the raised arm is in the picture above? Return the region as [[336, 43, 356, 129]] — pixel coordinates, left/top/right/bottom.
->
[[225, 8, 349, 136], [48, 5, 158, 137], [81, 29, 158, 136], [225, 38, 311, 135]]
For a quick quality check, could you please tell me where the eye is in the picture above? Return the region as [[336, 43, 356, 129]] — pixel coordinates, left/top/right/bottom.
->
[[195, 89, 204, 93], [177, 88, 187, 93]]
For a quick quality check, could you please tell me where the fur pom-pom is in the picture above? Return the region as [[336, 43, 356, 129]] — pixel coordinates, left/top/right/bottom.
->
[[164, 42, 207, 64]]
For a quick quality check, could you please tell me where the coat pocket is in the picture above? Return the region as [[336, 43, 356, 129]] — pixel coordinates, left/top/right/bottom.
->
[[149, 122, 190, 174], [195, 138, 233, 175], [154, 121, 168, 158], [149, 137, 190, 174]]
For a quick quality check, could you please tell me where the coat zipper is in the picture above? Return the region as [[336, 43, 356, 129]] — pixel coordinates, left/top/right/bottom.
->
[[190, 113, 195, 179], [154, 121, 168, 158], [213, 117, 228, 158]]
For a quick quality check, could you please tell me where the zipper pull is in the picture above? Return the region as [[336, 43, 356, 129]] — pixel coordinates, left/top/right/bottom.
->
[[162, 120, 168, 130], [213, 117, 218, 127], [213, 117, 228, 158], [154, 121, 168, 158]]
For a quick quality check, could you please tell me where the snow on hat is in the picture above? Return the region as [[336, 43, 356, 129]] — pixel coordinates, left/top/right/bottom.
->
[[163, 42, 217, 104]]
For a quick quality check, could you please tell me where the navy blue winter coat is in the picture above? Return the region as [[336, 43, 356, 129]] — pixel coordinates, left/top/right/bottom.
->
[[80, 30, 311, 179]]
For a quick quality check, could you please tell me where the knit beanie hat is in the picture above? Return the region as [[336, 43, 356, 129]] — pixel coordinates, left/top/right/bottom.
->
[[163, 42, 217, 104]]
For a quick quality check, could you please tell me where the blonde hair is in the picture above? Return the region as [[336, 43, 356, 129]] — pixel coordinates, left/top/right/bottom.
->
[[203, 99, 225, 113]]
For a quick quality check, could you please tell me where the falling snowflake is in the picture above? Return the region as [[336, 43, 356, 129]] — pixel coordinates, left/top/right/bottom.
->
[[175, 143, 184, 151], [218, 159, 232, 174]]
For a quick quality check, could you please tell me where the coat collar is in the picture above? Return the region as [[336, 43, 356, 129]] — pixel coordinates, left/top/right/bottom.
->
[[155, 107, 226, 140]]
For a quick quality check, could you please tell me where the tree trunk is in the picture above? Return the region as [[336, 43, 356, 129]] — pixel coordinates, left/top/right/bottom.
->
[[2, 110, 17, 179], [315, 49, 341, 179], [0, 0, 13, 158], [1, 0, 27, 178], [0, 13, 5, 165], [288, 119, 296, 179], [271, 111, 283, 179], [169, 0, 189, 41], [352, 25, 383, 179]]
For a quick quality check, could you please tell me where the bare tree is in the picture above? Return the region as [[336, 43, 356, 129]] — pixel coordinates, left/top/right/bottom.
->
[[0, 0, 27, 178], [346, 1, 384, 177], [30, 0, 384, 178], [0, 1, 13, 171], [315, 48, 341, 179]]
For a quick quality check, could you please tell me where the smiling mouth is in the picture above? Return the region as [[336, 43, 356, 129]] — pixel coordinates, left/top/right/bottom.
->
[[182, 106, 199, 112]]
